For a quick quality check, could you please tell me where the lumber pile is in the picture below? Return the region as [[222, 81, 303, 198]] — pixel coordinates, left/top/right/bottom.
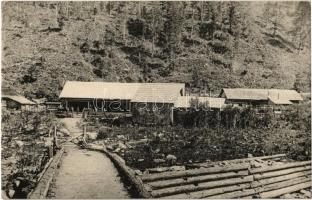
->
[[136, 154, 311, 198]]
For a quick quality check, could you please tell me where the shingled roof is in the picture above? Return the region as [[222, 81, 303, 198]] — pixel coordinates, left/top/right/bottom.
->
[[59, 81, 185, 104], [220, 88, 303, 101], [2, 95, 36, 105], [175, 96, 225, 109]]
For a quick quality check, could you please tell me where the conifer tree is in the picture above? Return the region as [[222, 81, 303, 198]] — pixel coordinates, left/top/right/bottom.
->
[[289, 1, 311, 52]]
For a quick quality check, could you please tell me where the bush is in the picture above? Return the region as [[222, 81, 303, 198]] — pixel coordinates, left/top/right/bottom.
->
[[132, 104, 172, 126], [1, 110, 59, 197], [119, 126, 310, 170], [174, 105, 277, 129], [96, 126, 111, 139], [283, 103, 311, 132]]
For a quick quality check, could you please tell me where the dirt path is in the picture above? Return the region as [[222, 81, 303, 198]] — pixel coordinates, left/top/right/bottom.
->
[[60, 117, 83, 139], [49, 117, 130, 199], [51, 145, 130, 199]]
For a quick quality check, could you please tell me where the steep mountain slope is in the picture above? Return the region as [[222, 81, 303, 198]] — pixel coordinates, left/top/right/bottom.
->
[[1, 1, 310, 100]]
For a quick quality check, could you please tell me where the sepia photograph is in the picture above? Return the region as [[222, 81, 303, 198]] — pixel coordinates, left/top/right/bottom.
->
[[1, 0, 311, 199]]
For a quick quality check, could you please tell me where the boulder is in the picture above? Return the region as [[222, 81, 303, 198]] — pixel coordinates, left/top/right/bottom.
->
[[86, 132, 98, 140], [8, 189, 15, 198], [166, 154, 177, 165], [153, 159, 166, 164], [106, 145, 113, 151], [300, 190, 312, 198], [113, 148, 121, 153], [118, 142, 127, 150], [117, 135, 126, 141], [59, 128, 70, 136], [154, 148, 160, 153], [134, 170, 143, 175]]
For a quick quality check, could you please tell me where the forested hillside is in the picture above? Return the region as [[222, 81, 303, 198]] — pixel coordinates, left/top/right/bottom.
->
[[2, 1, 311, 100]]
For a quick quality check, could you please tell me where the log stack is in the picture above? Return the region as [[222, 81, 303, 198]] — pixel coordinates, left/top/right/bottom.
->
[[136, 154, 311, 198]]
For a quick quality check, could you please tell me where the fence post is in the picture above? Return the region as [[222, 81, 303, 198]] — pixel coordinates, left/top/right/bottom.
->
[[83, 124, 87, 142], [170, 107, 174, 125], [54, 125, 58, 148]]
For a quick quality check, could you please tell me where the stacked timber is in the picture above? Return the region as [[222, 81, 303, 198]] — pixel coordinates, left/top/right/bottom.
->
[[137, 154, 311, 199]]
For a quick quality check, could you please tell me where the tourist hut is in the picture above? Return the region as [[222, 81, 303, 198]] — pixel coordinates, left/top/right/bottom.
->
[[59, 81, 185, 115], [2, 95, 36, 110], [219, 88, 303, 106]]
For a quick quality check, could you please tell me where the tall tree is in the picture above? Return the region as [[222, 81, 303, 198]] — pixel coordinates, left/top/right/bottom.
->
[[162, 2, 184, 59], [262, 2, 283, 38], [289, 1, 311, 52]]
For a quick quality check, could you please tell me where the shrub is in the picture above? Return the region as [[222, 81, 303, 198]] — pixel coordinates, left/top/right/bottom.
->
[[284, 103, 311, 131], [174, 105, 298, 129], [96, 126, 111, 139], [132, 104, 172, 126]]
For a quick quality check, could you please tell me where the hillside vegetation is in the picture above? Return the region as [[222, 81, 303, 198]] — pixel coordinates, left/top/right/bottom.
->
[[2, 1, 310, 100]]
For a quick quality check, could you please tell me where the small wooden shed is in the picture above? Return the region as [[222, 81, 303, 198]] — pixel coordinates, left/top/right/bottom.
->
[[2, 95, 36, 110]]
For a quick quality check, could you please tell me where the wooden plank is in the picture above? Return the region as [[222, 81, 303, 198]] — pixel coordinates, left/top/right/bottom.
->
[[186, 154, 286, 168], [249, 160, 311, 174], [141, 164, 250, 182], [253, 165, 311, 180], [28, 148, 64, 199], [148, 170, 248, 189], [214, 177, 311, 199], [151, 175, 254, 198], [36, 158, 53, 182], [198, 176, 310, 199], [259, 181, 312, 198], [257, 177, 311, 193], [240, 195, 254, 199], [207, 188, 257, 199], [162, 183, 251, 199], [252, 171, 311, 188]]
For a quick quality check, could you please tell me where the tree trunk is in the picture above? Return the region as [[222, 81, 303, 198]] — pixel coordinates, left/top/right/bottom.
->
[[137, 2, 141, 18], [123, 8, 127, 45], [141, 164, 250, 182], [152, 8, 155, 57], [149, 170, 248, 189], [191, 7, 195, 39], [151, 176, 254, 198], [66, 1, 69, 18], [260, 181, 311, 198], [200, 1, 204, 22]]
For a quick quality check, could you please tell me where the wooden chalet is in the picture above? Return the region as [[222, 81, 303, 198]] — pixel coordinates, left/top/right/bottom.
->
[[59, 81, 185, 114], [219, 88, 303, 106]]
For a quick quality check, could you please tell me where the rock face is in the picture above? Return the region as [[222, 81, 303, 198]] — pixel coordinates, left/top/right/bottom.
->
[[2, 1, 310, 100]]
